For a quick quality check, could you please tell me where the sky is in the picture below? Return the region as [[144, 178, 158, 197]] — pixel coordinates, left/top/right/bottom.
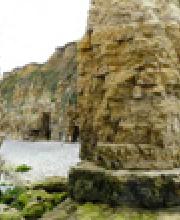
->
[[0, 0, 90, 74]]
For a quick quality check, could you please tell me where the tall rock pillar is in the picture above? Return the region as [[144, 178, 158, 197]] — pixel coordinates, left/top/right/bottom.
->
[[77, 0, 180, 170], [69, 0, 180, 208]]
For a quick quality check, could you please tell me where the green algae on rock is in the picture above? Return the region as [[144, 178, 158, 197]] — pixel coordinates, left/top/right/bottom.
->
[[0, 212, 22, 220], [41, 198, 180, 220], [15, 164, 32, 173], [0, 187, 26, 206], [69, 162, 180, 208], [16, 190, 67, 209], [0, 185, 68, 219], [21, 191, 67, 219]]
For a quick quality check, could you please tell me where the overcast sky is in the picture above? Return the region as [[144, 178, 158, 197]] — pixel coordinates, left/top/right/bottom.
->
[[0, 0, 90, 74]]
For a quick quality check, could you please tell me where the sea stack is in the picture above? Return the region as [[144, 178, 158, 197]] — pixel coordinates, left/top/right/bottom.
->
[[69, 0, 180, 207]]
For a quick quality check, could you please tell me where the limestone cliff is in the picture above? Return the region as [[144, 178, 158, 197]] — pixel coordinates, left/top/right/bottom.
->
[[78, 0, 180, 169], [0, 42, 78, 141], [69, 0, 180, 208]]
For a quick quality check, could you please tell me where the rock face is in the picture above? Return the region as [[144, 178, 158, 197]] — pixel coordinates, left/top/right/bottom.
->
[[0, 96, 5, 146], [69, 0, 180, 208], [69, 162, 180, 208], [0, 42, 79, 142], [78, 0, 180, 170]]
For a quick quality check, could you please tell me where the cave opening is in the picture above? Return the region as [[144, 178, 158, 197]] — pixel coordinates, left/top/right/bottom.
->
[[29, 129, 40, 138], [42, 112, 51, 140], [72, 126, 79, 142]]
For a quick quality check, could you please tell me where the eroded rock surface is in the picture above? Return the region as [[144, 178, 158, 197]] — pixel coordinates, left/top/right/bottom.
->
[[78, 0, 180, 170], [0, 42, 78, 142]]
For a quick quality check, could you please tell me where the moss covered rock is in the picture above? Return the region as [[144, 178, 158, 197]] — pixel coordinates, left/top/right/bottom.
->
[[43, 199, 180, 220], [15, 190, 67, 210], [15, 190, 67, 219], [0, 208, 22, 220], [22, 202, 46, 219], [15, 164, 32, 173], [1, 187, 68, 219], [69, 162, 180, 208], [0, 187, 26, 206], [21, 191, 67, 219]]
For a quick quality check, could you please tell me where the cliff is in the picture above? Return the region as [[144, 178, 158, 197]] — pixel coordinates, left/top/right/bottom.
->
[[69, 0, 180, 208], [78, 0, 180, 169], [0, 42, 78, 141]]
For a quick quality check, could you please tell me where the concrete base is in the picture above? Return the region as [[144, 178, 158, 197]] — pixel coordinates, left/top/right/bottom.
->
[[69, 161, 180, 208]]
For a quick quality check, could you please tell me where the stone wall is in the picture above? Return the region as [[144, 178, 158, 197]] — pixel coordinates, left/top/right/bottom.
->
[[78, 0, 180, 169]]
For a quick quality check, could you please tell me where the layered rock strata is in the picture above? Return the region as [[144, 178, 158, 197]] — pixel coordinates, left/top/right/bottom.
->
[[77, 0, 180, 170], [0, 42, 78, 142], [70, 0, 180, 207]]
